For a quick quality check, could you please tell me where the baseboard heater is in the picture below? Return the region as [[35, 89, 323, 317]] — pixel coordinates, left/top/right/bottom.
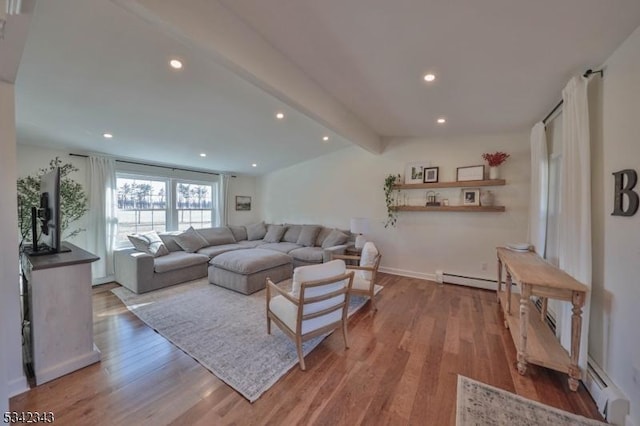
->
[[441, 272, 497, 291], [585, 357, 630, 425]]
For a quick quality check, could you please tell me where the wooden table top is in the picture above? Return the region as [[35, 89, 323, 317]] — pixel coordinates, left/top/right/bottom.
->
[[497, 247, 587, 293]]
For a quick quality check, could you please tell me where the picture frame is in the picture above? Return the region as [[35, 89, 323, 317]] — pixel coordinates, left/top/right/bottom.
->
[[423, 167, 439, 183], [456, 165, 485, 182], [235, 196, 252, 211], [462, 189, 480, 206], [404, 162, 427, 184]]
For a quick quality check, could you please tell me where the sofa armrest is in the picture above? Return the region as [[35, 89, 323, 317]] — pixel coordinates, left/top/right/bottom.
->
[[322, 244, 348, 263], [114, 248, 154, 293]]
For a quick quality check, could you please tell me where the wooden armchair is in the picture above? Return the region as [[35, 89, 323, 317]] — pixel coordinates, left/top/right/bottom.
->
[[332, 242, 382, 310], [266, 260, 354, 371]]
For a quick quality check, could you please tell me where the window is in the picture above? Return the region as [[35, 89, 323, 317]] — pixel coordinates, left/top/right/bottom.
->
[[116, 173, 217, 244], [176, 182, 213, 230], [116, 176, 167, 244]]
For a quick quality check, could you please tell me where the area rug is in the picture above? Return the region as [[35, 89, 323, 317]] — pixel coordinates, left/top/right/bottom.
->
[[456, 375, 607, 426], [112, 278, 382, 402]]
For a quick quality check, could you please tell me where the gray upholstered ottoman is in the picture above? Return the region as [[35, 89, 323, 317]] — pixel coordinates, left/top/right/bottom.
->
[[208, 249, 292, 295]]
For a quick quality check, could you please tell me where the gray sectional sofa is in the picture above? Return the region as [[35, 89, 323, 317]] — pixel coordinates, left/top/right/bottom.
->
[[114, 223, 352, 294]]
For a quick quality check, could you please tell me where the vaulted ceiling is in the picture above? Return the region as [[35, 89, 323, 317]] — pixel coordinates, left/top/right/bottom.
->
[[14, 0, 640, 175]]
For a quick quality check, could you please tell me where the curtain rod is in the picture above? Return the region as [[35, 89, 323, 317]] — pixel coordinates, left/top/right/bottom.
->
[[69, 153, 236, 178], [542, 69, 603, 125]]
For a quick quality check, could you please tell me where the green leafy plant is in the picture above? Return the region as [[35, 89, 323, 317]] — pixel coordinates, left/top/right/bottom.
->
[[383, 174, 401, 228], [17, 157, 89, 243]]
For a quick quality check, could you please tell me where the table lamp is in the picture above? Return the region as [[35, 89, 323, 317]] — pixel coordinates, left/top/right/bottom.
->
[[350, 217, 370, 249]]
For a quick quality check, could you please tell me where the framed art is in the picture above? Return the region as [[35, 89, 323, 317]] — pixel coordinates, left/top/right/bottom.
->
[[404, 162, 427, 184], [456, 165, 485, 182], [462, 189, 480, 206], [423, 167, 439, 183], [235, 196, 252, 211]]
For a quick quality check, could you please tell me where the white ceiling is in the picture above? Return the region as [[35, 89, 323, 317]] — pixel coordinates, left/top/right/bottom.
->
[[14, 0, 640, 174]]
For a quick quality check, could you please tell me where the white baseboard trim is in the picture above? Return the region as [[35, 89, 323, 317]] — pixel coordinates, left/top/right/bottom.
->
[[8, 374, 28, 398], [92, 275, 115, 286], [35, 348, 101, 386], [378, 266, 437, 282]]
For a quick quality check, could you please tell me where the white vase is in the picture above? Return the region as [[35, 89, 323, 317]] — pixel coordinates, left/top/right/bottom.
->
[[480, 190, 494, 206], [489, 166, 499, 180]]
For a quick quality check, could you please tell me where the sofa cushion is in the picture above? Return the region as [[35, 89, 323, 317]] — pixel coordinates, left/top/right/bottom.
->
[[257, 242, 301, 253], [174, 227, 209, 253], [321, 229, 349, 248], [197, 243, 246, 258], [228, 225, 247, 242], [159, 232, 183, 252], [154, 251, 209, 273], [315, 227, 333, 247], [296, 225, 322, 247], [127, 231, 169, 257], [211, 249, 291, 274], [263, 225, 288, 243], [282, 224, 303, 243], [237, 240, 264, 248], [196, 227, 236, 246], [289, 246, 324, 263], [246, 222, 267, 241]]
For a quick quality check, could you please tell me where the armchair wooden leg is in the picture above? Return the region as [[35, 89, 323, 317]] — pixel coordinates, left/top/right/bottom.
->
[[370, 292, 377, 311], [267, 315, 271, 335], [342, 321, 349, 349], [296, 337, 306, 371]]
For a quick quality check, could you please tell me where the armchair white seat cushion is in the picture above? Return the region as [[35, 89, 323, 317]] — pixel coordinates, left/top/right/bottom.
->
[[269, 295, 343, 335], [358, 242, 379, 280], [352, 275, 374, 292]]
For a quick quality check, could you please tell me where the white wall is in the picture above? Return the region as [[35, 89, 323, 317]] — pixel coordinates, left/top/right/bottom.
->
[[0, 82, 28, 406], [16, 144, 89, 249], [259, 132, 530, 280], [228, 175, 260, 226], [590, 25, 640, 424]]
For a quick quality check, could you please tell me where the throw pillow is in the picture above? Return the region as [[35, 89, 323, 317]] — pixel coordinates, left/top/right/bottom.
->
[[315, 227, 333, 247], [282, 224, 302, 243], [296, 225, 322, 247], [174, 226, 209, 253], [263, 225, 288, 243], [291, 259, 347, 298], [228, 225, 248, 242], [321, 229, 349, 248], [127, 231, 169, 257], [159, 232, 183, 252], [358, 241, 379, 280], [246, 222, 267, 241], [196, 227, 236, 246]]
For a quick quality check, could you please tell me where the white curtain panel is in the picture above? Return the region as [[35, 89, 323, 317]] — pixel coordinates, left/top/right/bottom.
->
[[557, 75, 591, 373], [528, 121, 549, 257], [216, 173, 230, 227], [87, 156, 118, 284]]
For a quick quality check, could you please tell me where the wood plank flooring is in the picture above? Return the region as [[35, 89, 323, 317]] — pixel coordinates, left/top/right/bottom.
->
[[10, 274, 602, 425]]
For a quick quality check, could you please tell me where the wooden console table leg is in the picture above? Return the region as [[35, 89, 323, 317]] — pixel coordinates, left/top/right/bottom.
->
[[568, 291, 585, 391], [517, 284, 531, 375], [497, 257, 503, 301], [506, 270, 512, 315], [540, 297, 548, 323]]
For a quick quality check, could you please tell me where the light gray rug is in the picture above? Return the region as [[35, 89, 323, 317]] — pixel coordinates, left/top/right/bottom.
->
[[456, 375, 607, 426], [112, 278, 382, 402]]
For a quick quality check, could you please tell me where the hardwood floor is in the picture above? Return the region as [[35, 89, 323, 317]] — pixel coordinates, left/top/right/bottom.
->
[[10, 273, 602, 425]]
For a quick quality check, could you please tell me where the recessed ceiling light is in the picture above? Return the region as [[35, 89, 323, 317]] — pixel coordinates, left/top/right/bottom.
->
[[322, 136, 329, 142], [437, 117, 446, 124], [252, 163, 257, 167], [103, 133, 113, 139], [169, 59, 183, 70], [424, 73, 436, 82], [275, 112, 285, 120], [199, 153, 206, 157]]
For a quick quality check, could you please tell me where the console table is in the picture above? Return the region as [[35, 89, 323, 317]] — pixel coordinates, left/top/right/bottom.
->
[[496, 247, 588, 391], [22, 243, 101, 385]]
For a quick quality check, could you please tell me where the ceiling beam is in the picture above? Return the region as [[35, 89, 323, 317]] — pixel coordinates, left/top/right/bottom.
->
[[111, 0, 383, 154]]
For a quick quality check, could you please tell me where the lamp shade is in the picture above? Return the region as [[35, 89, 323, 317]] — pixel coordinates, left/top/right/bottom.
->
[[350, 217, 370, 234]]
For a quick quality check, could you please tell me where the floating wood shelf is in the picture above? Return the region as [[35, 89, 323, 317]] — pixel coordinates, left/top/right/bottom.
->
[[392, 205, 505, 212], [393, 179, 505, 190]]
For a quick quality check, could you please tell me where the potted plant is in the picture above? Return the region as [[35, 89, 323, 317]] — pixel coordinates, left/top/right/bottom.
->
[[383, 174, 401, 228], [482, 151, 510, 179]]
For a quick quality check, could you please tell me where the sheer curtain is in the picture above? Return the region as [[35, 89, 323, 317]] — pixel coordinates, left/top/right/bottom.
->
[[528, 122, 548, 256], [557, 75, 591, 373], [216, 173, 230, 227], [87, 156, 117, 284]]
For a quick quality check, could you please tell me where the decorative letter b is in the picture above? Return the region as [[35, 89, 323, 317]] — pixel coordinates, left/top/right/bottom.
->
[[612, 169, 639, 216]]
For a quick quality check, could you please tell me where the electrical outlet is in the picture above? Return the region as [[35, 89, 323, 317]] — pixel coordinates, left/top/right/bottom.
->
[[481, 262, 488, 271]]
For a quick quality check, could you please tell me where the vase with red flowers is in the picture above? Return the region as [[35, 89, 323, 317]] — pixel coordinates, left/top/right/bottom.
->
[[482, 151, 510, 179]]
